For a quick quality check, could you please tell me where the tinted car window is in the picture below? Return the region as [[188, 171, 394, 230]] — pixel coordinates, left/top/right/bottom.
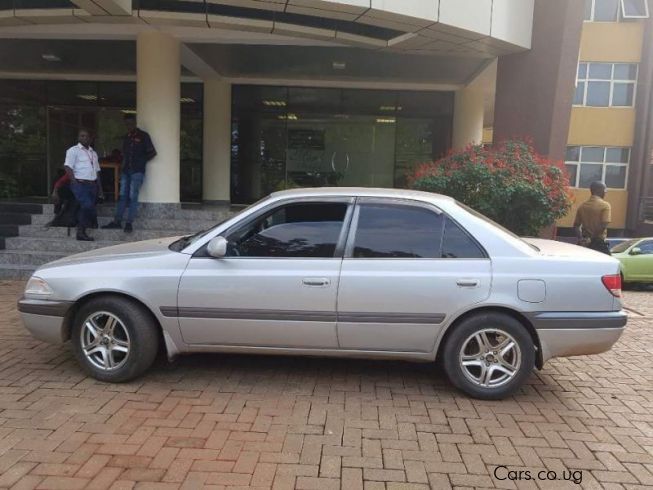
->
[[441, 218, 485, 258], [228, 202, 347, 258], [611, 239, 639, 253], [638, 241, 653, 254], [353, 204, 443, 258]]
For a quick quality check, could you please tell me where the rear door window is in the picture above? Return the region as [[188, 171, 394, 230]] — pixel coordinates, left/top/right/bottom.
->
[[441, 218, 486, 258], [352, 203, 443, 258]]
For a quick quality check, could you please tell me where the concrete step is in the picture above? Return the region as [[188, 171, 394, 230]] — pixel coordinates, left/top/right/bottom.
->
[[0, 213, 32, 225], [4, 236, 126, 254], [0, 225, 19, 237], [18, 225, 188, 242], [29, 214, 221, 231], [0, 264, 35, 280], [0, 250, 68, 267], [92, 206, 233, 221], [0, 202, 44, 214]]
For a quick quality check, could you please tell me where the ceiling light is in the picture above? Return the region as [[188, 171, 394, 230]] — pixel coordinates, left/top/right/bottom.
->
[[41, 53, 61, 62], [376, 117, 396, 124], [263, 100, 286, 107], [77, 94, 98, 101], [332, 61, 346, 70], [180, 97, 195, 103]]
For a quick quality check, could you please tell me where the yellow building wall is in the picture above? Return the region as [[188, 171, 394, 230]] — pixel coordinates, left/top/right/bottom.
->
[[558, 188, 628, 229], [579, 22, 644, 61], [558, 21, 644, 231], [482, 127, 493, 144], [568, 107, 636, 146]]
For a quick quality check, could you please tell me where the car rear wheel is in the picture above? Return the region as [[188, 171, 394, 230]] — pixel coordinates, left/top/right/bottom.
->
[[442, 312, 535, 400], [71, 296, 159, 382]]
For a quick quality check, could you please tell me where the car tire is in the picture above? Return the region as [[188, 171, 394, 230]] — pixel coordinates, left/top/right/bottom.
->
[[71, 296, 159, 382], [442, 312, 535, 400]]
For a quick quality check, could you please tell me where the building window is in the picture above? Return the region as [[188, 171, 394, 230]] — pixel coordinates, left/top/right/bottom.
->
[[584, 0, 649, 21], [565, 146, 630, 189], [574, 62, 638, 107], [621, 0, 650, 18]]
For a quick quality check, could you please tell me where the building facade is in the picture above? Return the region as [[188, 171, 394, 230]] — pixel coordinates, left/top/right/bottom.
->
[[0, 0, 651, 235], [0, 0, 532, 207], [557, 0, 653, 236]]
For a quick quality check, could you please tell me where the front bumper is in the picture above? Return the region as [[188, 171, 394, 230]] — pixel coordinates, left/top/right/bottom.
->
[[530, 311, 628, 363], [17, 298, 73, 344]]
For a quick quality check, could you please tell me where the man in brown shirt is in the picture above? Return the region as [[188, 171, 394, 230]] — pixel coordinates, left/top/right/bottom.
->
[[573, 181, 612, 255]]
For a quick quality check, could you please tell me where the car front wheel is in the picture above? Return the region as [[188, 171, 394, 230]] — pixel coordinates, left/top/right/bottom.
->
[[71, 296, 159, 382], [442, 312, 535, 400]]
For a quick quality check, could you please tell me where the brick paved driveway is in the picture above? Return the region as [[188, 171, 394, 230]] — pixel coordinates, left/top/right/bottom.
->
[[0, 280, 652, 490]]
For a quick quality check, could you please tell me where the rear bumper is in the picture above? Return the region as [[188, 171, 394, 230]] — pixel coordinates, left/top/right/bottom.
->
[[530, 311, 627, 363], [17, 298, 73, 344]]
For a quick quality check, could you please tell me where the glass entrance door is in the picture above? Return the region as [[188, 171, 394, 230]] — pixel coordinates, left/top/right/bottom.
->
[[230, 85, 454, 204], [286, 115, 395, 189]]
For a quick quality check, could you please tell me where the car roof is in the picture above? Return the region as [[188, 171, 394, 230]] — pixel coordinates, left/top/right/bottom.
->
[[269, 187, 455, 205]]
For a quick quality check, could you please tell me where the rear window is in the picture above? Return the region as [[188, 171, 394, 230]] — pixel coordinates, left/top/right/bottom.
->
[[456, 201, 539, 252]]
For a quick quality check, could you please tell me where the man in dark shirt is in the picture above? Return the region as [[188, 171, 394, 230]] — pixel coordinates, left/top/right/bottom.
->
[[103, 114, 156, 232]]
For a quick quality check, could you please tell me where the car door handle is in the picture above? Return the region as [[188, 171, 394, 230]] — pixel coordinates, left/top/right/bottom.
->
[[302, 278, 330, 287], [456, 279, 480, 288]]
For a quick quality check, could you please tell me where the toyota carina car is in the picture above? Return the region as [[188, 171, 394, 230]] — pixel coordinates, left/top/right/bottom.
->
[[18, 188, 627, 399]]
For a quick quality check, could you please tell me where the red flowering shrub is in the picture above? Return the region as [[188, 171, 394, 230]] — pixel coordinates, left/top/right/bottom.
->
[[408, 139, 572, 236]]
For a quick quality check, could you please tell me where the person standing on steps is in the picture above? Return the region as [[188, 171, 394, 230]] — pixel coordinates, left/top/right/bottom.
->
[[64, 129, 103, 242], [102, 114, 157, 233]]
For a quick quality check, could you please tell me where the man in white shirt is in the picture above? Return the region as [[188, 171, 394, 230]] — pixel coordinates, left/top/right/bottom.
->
[[64, 129, 104, 241]]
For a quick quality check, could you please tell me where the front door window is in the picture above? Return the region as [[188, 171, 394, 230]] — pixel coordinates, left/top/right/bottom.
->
[[226, 201, 348, 258]]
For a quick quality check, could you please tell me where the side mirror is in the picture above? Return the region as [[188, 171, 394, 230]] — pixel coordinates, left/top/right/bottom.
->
[[630, 247, 642, 256], [207, 236, 228, 258]]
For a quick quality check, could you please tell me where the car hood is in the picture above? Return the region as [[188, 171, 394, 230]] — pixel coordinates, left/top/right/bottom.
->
[[40, 236, 184, 269]]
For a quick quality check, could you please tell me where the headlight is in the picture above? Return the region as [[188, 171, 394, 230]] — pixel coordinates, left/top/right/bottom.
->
[[24, 276, 53, 296]]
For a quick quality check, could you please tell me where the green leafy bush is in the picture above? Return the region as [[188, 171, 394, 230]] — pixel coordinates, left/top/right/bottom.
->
[[408, 139, 572, 236]]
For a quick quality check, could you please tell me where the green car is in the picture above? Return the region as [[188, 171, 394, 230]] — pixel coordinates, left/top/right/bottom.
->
[[611, 237, 653, 284]]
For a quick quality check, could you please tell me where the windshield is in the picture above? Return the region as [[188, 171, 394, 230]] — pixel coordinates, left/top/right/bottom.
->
[[456, 201, 540, 251], [611, 239, 639, 253], [169, 197, 271, 252]]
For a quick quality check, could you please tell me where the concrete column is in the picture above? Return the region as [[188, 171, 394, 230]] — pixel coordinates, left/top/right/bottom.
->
[[137, 31, 180, 203], [202, 79, 231, 203], [452, 88, 484, 149], [493, 0, 584, 161]]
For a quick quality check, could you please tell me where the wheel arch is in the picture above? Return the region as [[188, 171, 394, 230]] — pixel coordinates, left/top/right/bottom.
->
[[63, 291, 166, 356], [436, 306, 543, 369]]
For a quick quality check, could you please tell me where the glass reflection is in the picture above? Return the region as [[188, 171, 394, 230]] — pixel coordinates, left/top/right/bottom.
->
[[231, 85, 453, 203]]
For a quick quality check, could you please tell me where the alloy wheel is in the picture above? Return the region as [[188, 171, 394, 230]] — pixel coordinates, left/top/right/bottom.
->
[[80, 311, 130, 371], [459, 328, 522, 388]]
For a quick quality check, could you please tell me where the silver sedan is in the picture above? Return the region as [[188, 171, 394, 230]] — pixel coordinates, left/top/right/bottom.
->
[[18, 188, 627, 399]]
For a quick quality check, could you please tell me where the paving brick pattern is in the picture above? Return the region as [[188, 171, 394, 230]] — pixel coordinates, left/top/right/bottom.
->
[[0, 280, 652, 489]]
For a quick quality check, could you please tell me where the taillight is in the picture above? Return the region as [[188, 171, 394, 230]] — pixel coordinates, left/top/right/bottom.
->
[[601, 274, 622, 298]]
